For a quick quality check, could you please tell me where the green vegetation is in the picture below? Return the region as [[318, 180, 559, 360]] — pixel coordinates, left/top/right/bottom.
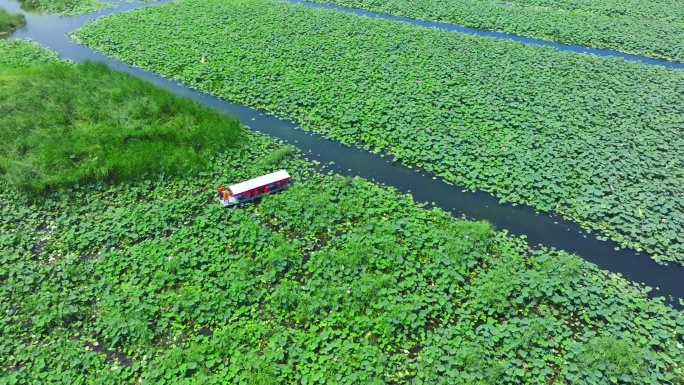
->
[[0, 60, 244, 193], [17, 0, 111, 16], [307, 0, 684, 62], [0, 8, 26, 34], [2, 132, 683, 384], [72, 0, 684, 264], [1, 31, 683, 385], [0, 39, 60, 67]]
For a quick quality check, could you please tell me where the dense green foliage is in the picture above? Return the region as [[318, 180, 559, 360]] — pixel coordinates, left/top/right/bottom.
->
[[2, 33, 683, 385], [306, 0, 684, 62], [0, 39, 60, 67], [0, 60, 244, 193], [0, 8, 26, 34], [72, 0, 684, 264], [1, 131, 683, 384], [17, 0, 110, 15]]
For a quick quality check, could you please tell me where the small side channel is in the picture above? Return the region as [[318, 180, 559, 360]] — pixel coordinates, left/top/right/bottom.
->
[[2, 0, 683, 308], [286, 0, 684, 69]]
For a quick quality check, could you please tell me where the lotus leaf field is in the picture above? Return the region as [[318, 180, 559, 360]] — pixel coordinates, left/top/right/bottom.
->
[[0, 39, 59, 66], [14, 0, 111, 16], [0, 38, 682, 384], [305, 0, 684, 63], [5, 133, 684, 384], [71, 0, 684, 265]]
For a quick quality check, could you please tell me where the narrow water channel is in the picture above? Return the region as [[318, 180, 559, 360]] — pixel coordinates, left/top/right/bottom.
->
[[288, 0, 684, 69], [2, 0, 682, 308]]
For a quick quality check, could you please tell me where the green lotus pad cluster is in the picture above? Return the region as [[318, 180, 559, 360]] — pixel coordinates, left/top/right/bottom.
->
[[0, 52, 244, 193], [0, 39, 60, 67], [307, 0, 684, 62], [0, 8, 26, 34], [17, 0, 111, 16], [71, 0, 684, 264]]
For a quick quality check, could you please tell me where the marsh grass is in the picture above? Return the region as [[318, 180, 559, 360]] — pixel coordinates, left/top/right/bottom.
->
[[0, 61, 244, 193], [574, 336, 648, 381], [0, 8, 26, 34], [252, 145, 296, 171]]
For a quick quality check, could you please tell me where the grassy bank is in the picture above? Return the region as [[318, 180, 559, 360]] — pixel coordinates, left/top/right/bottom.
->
[[0, 8, 26, 34], [306, 0, 684, 62], [1, 39, 683, 385], [0, 57, 243, 193], [72, 0, 684, 264], [16, 0, 111, 15]]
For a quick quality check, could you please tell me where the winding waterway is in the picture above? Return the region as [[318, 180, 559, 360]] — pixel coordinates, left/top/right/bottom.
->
[[2, 0, 683, 308], [289, 0, 684, 69]]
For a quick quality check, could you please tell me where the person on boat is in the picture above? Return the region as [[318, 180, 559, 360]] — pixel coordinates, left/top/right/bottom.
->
[[218, 186, 225, 200], [222, 190, 229, 201]]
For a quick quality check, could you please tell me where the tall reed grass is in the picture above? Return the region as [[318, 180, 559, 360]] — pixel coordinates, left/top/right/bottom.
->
[[0, 61, 244, 192], [0, 8, 26, 34]]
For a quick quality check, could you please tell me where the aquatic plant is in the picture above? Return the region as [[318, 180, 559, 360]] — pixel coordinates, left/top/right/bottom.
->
[[72, 0, 684, 264], [2, 135, 683, 384], [17, 0, 111, 15], [305, 0, 684, 62], [1, 38, 683, 385], [0, 39, 60, 67]]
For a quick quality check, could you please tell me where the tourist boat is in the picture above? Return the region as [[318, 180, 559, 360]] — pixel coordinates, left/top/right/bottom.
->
[[218, 170, 291, 207]]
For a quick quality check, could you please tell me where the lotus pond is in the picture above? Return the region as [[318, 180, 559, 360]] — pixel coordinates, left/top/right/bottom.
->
[[71, 0, 684, 265], [1, 39, 684, 385], [301, 0, 684, 63]]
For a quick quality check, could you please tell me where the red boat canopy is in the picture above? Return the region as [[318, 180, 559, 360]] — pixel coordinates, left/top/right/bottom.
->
[[228, 170, 290, 195]]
